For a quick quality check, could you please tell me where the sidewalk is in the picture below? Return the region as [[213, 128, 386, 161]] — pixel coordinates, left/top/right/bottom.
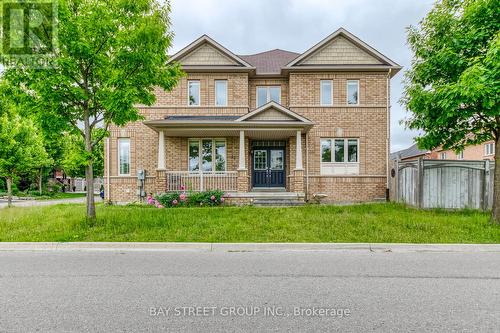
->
[[0, 242, 499, 253], [0, 196, 102, 209]]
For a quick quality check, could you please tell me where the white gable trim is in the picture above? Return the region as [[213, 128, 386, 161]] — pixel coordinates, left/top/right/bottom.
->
[[285, 28, 400, 68], [169, 35, 254, 68], [236, 101, 312, 123]]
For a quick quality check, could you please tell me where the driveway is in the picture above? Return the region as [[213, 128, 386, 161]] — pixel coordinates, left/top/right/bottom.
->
[[0, 250, 498, 332], [0, 196, 101, 209]]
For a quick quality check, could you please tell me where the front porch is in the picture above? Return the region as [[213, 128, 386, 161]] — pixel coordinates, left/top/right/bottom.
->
[[144, 102, 313, 198]]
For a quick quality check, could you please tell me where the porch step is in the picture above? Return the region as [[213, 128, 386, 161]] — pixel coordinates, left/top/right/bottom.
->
[[251, 187, 286, 192], [253, 199, 305, 207]]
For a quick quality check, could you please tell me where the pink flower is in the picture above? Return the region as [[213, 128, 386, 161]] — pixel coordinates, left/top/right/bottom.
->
[[172, 199, 178, 205], [179, 193, 186, 201], [220, 197, 225, 203], [210, 195, 216, 201], [180, 185, 185, 191], [157, 205, 164, 208]]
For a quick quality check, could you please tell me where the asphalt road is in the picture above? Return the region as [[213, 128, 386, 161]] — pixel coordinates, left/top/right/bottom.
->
[[0, 250, 499, 332]]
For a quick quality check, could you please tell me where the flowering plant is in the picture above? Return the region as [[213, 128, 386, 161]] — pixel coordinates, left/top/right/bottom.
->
[[155, 188, 226, 208]]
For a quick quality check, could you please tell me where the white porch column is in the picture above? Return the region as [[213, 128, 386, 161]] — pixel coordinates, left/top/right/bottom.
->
[[238, 130, 246, 170], [295, 130, 303, 170], [157, 130, 166, 170]]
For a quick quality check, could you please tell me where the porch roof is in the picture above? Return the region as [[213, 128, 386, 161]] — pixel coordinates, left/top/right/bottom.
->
[[143, 102, 314, 138]]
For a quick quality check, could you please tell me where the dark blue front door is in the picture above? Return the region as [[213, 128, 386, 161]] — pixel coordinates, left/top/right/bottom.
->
[[252, 148, 285, 188]]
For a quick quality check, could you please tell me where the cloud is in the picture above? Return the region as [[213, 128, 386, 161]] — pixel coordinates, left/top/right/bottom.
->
[[169, 0, 435, 152]]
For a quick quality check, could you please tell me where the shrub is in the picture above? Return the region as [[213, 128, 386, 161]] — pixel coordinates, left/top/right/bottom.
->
[[154, 189, 226, 208]]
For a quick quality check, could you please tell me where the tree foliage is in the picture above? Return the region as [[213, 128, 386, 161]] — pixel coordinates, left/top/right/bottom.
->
[[3, 0, 183, 218], [403, 0, 499, 149]]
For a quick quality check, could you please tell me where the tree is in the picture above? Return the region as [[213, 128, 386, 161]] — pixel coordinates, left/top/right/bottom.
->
[[0, 112, 51, 207], [61, 130, 104, 179], [402, 0, 500, 222], [3, 0, 182, 219]]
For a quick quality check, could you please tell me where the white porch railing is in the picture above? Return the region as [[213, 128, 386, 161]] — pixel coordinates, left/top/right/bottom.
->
[[166, 171, 238, 192]]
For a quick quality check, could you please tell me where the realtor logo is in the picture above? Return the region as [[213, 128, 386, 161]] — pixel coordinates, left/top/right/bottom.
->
[[0, 0, 58, 66]]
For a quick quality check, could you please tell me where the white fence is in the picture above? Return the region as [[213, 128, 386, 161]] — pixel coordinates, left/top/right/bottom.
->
[[73, 177, 104, 193], [166, 171, 238, 192], [393, 159, 494, 210]]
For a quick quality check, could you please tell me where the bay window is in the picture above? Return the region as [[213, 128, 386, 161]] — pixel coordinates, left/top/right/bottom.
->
[[189, 139, 226, 172]]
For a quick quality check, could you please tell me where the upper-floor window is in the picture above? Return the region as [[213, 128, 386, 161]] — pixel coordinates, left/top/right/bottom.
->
[[320, 80, 333, 106], [457, 151, 464, 160], [188, 139, 226, 172], [188, 80, 200, 106], [347, 80, 359, 105], [256, 86, 280, 107], [118, 138, 130, 175], [215, 80, 227, 106], [485, 142, 495, 156], [439, 152, 447, 160]]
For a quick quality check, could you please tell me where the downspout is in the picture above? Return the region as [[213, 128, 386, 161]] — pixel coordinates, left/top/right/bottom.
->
[[305, 131, 309, 202], [106, 137, 111, 202], [386, 69, 392, 200]]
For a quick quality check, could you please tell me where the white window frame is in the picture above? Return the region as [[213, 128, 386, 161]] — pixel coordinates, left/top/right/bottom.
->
[[188, 138, 227, 173], [320, 80, 333, 106], [118, 138, 131, 176], [214, 80, 228, 106], [320, 138, 360, 175], [484, 143, 495, 156], [256, 86, 281, 107], [188, 80, 200, 106], [347, 80, 360, 105], [439, 152, 447, 160], [457, 151, 464, 160]]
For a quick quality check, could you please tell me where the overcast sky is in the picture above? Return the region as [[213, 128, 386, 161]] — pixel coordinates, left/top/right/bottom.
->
[[169, 0, 435, 152]]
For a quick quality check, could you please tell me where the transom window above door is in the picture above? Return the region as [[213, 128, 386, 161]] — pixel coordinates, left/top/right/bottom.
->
[[256, 86, 281, 107]]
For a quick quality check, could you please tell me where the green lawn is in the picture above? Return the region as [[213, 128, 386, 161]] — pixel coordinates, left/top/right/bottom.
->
[[0, 203, 499, 243]]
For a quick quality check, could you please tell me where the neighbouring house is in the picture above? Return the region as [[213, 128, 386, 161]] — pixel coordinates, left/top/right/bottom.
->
[[104, 28, 401, 204], [392, 141, 496, 162]]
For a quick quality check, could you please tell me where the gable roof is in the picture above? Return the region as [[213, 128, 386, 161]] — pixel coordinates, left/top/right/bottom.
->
[[285, 28, 401, 74], [169, 35, 254, 68], [239, 49, 300, 75], [236, 101, 312, 123], [391, 143, 429, 160]]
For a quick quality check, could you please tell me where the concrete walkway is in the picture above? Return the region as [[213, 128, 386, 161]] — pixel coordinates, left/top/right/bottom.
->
[[0, 242, 499, 253], [0, 196, 102, 209]]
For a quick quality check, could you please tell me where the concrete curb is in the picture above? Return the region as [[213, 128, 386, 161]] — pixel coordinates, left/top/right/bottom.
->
[[0, 242, 499, 253]]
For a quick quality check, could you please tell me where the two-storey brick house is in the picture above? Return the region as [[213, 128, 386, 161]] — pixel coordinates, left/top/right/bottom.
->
[[104, 28, 401, 204]]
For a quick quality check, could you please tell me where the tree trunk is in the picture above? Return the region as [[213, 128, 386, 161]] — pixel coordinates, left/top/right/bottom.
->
[[83, 109, 96, 220], [492, 138, 500, 224], [38, 168, 43, 195], [6, 176, 12, 208]]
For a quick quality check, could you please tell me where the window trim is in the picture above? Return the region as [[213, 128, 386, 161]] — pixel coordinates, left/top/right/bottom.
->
[[320, 80, 333, 106], [320, 138, 359, 164], [187, 138, 227, 172], [214, 80, 228, 106], [187, 80, 200, 106], [256, 86, 281, 107], [457, 151, 464, 160], [117, 138, 131, 176], [485, 143, 495, 156], [346, 80, 360, 105], [439, 152, 447, 160]]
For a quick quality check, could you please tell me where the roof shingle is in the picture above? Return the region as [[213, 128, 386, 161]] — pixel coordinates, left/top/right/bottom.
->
[[239, 49, 299, 75]]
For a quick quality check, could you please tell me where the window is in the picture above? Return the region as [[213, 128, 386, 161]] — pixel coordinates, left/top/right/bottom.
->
[[347, 80, 359, 105], [457, 151, 464, 160], [256, 86, 280, 107], [320, 138, 359, 175], [320, 80, 333, 106], [118, 138, 130, 175], [439, 152, 447, 160], [188, 80, 200, 106], [485, 143, 495, 156], [215, 80, 227, 106], [188, 139, 226, 172]]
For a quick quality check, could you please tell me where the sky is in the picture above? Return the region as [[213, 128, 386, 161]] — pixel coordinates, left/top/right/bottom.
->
[[169, 0, 436, 153]]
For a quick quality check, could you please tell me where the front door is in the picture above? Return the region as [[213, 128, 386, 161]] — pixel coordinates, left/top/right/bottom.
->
[[253, 147, 285, 188]]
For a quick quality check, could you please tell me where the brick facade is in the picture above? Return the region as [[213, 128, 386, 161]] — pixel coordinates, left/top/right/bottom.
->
[[105, 31, 397, 204]]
